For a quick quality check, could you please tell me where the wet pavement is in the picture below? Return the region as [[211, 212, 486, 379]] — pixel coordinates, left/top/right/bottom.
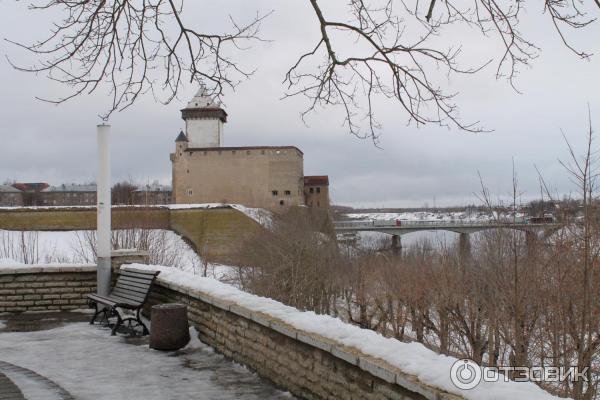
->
[[0, 311, 293, 400]]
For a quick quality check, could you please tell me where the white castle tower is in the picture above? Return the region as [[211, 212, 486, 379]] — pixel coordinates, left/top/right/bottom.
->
[[181, 87, 228, 148]]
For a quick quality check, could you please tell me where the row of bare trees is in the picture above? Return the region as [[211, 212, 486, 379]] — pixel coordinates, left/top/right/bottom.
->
[[235, 207, 599, 398], [234, 120, 600, 399]]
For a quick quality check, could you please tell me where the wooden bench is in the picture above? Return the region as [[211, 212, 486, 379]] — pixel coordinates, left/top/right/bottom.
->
[[87, 269, 160, 336]]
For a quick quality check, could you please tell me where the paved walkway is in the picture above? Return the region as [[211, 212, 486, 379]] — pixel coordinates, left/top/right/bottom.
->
[[0, 361, 74, 400], [0, 371, 25, 400], [0, 312, 292, 400]]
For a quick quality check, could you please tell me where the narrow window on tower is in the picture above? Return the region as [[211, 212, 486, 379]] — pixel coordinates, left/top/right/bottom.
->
[[285, 190, 291, 196], [272, 190, 278, 196]]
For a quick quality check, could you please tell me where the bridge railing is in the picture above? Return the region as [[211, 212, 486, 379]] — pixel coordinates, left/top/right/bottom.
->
[[333, 219, 545, 229]]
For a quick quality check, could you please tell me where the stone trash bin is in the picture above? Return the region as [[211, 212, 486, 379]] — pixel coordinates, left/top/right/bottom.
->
[[150, 303, 191, 351]]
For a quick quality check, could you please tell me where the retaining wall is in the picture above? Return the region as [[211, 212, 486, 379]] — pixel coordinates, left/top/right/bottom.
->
[[0, 264, 458, 399], [0, 206, 261, 263], [136, 266, 462, 400], [0, 265, 96, 313], [2, 264, 553, 400]]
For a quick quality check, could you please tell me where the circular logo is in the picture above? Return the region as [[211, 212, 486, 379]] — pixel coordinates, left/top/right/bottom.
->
[[450, 359, 482, 390]]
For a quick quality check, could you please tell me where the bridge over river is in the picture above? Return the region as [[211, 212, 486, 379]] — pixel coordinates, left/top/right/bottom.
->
[[334, 219, 563, 254]]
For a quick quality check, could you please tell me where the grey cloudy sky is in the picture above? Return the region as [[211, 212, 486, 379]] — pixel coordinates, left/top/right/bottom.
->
[[0, 1, 598, 207]]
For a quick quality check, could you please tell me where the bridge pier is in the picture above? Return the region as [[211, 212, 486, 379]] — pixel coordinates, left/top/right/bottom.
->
[[458, 233, 471, 263], [391, 235, 402, 255]]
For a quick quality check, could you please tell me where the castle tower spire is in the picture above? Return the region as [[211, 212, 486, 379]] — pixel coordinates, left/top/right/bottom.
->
[[181, 86, 227, 148]]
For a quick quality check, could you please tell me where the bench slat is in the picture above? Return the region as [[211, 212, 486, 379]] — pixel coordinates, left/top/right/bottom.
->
[[116, 281, 151, 294], [106, 295, 140, 308], [118, 275, 155, 286], [111, 289, 146, 303], [117, 277, 152, 289], [113, 286, 147, 299], [120, 270, 158, 280], [114, 280, 149, 294], [87, 294, 117, 307]]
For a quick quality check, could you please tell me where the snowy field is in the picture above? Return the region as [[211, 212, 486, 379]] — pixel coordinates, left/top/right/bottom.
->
[[0, 229, 236, 281], [0, 312, 292, 400]]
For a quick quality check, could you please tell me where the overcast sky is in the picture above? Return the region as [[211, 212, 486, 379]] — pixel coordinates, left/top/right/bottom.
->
[[0, 1, 598, 208]]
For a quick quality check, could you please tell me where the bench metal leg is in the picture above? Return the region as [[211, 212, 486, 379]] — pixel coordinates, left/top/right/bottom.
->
[[89, 301, 110, 326], [137, 308, 149, 335], [119, 309, 149, 336], [110, 308, 123, 336]]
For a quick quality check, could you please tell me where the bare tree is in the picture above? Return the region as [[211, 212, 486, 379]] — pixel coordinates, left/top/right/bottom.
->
[[7, 0, 596, 140]]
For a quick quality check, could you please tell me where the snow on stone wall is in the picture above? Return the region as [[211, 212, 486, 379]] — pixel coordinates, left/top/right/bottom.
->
[[127, 263, 565, 400]]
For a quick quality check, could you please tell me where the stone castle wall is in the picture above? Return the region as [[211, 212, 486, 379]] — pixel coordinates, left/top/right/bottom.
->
[[172, 145, 305, 211]]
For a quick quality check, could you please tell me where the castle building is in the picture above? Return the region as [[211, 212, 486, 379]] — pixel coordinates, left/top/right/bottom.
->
[[303, 176, 330, 208], [171, 88, 329, 211]]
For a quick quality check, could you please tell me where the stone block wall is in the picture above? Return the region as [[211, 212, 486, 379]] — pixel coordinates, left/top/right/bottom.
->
[[0, 266, 96, 313], [145, 281, 460, 400]]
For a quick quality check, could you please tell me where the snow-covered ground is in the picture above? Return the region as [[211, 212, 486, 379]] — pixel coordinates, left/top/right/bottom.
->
[[0, 313, 292, 400], [0, 229, 237, 281]]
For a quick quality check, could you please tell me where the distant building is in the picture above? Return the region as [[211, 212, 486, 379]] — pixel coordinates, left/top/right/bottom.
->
[[171, 88, 329, 212], [133, 182, 172, 205], [12, 182, 50, 206], [0, 181, 172, 207], [41, 184, 97, 206], [0, 185, 22, 206], [304, 176, 330, 208]]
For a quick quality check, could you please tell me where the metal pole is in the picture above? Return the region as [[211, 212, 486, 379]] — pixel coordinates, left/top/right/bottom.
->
[[97, 124, 112, 296]]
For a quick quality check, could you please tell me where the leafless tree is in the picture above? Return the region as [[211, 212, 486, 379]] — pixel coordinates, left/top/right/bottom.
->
[[7, 0, 596, 141]]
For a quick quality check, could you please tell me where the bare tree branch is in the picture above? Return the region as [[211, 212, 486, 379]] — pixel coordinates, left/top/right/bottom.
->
[[6, 0, 271, 120], [6, 0, 596, 138]]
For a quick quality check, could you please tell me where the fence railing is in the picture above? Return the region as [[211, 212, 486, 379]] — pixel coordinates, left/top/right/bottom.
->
[[333, 218, 546, 229]]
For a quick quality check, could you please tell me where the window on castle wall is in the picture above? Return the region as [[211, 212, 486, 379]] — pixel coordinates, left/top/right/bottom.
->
[[280, 200, 284, 206], [316, 187, 321, 193], [187, 189, 193, 196], [285, 190, 291, 196], [272, 190, 278, 196], [309, 187, 314, 194]]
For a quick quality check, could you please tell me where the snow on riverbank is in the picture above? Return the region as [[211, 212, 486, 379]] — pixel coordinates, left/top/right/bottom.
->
[[125, 263, 564, 400], [346, 210, 498, 223]]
